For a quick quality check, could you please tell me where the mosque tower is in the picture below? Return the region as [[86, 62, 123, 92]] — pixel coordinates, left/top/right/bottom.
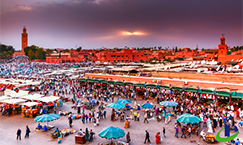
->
[[22, 27, 28, 52]]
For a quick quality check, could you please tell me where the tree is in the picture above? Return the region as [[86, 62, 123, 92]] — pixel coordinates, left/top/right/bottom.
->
[[24, 45, 37, 56], [35, 48, 46, 59], [63, 49, 69, 52], [76, 47, 82, 52], [28, 49, 36, 60], [46, 49, 53, 55], [175, 46, 178, 52]]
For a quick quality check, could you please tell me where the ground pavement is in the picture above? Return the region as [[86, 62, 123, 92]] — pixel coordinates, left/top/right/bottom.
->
[[0, 98, 241, 145]]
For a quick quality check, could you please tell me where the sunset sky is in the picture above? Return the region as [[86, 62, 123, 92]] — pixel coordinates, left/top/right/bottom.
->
[[0, 0, 242, 50]]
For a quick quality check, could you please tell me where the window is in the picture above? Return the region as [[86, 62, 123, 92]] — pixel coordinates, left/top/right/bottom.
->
[[84, 55, 88, 57], [126, 60, 129, 62], [137, 55, 139, 57], [117, 55, 120, 57], [133, 55, 135, 57], [108, 60, 110, 62], [122, 60, 124, 62], [142, 55, 143, 57], [122, 55, 123, 57], [126, 55, 128, 57], [102, 55, 106, 57], [114, 60, 116, 62], [118, 60, 120, 62], [114, 55, 116, 57]]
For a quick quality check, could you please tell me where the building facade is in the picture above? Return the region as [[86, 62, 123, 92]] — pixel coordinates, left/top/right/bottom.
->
[[95, 49, 148, 63]]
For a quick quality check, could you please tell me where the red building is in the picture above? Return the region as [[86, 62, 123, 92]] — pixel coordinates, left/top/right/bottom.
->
[[46, 50, 90, 63], [95, 48, 148, 63]]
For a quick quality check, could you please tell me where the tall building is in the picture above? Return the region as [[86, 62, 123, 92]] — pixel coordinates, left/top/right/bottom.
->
[[22, 27, 28, 52], [13, 27, 28, 57]]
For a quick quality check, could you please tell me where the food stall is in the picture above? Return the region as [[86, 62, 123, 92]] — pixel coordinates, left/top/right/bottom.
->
[[0, 98, 26, 116], [21, 102, 40, 118]]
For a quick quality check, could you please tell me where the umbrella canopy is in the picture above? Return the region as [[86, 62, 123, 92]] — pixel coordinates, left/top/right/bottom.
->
[[160, 101, 178, 107], [34, 114, 60, 123], [230, 91, 243, 99], [85, 128, 90, 141], [79, 79, 87, 82], [74, 65, 79, 68], [184, 88, 198, 93], [115, 81, 124, 85], [107, 102, 125, 109], [146, 84, 157, 89], [177, 113, 201, 124], [19, 64, 24, 67], [98, 126, 125, 139], [215, 91, 230, 97], [124, 82, 133, 85], [134, 83, 144, 88], [198, 89, 214, 94], [171, 87, 182, 91], [159, 85, 170, 89], [108, 81, 115, 84], [100, 80, 107, 84], [117, 99, 132, 104], [141, 102, 153, 109]]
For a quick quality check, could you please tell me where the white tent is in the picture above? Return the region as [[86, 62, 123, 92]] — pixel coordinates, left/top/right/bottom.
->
[[21, 102, 39, 107], [0, 99, 26, 104]]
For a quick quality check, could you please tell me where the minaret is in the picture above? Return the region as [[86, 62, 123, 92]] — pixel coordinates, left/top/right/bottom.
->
[[22, 27, 28, 52]]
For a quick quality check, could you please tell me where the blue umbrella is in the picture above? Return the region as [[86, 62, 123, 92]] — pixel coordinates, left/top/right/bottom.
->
[[117, 99, 132, 104], [107, 102, 125, 109], [177, 113, 201, 124], [34, 114, 60, 124], [160, 101, 178, 107], [141, 102, 153, 109], [74, 65, 79, 68], [19, 64, 24, 67], [98, 126, 125, 139]]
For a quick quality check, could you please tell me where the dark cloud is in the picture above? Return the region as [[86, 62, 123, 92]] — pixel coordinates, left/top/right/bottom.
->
[[1, 0, 242, 49]]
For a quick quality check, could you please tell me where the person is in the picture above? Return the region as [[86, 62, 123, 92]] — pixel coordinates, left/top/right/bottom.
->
[[89, 129, 95, 142], [187, 127, 191, 138], [16, 128, 21, 140], [181, 126, 186, 138], [155, 132, 160, 144], [238, 120, 243, 128], [126, 132, 131, 143], [163, 127, 166, 138], [103, 110, 106, 118], [36, 123, 42, 130], [43, 125, 48, 131], [77, 129, 84, 135], [137, 112, 140, 121], [25, 125, 30, 138], [144, 112, 149, 123], [125, 119, 130, 128], [69, 116, 73, 127], [234, 138, 240, 145], [175, 126, 179, 138], [144, 130, 150, 143]]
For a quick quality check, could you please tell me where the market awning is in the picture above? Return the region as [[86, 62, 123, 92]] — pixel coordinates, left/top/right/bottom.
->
[[134, 83, 145, 88], [230, 92, 243, 99], [78, 79, 87, 82], [146, 84, 157, 89], [159, 85, 170, 89], [21, 102, 39, 107], [184, 88, 198, 93], [171, 87, 182, 91], [215, 91, 230, 97], [100, 80, 107, 84], [198, 89, 214, 94], [115, 81, 124, 85], [124, 82, 133, 85], [107, 81, 115, 84]]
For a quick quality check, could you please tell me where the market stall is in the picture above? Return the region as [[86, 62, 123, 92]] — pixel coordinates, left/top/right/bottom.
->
[[21, 102, 40, 118]]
